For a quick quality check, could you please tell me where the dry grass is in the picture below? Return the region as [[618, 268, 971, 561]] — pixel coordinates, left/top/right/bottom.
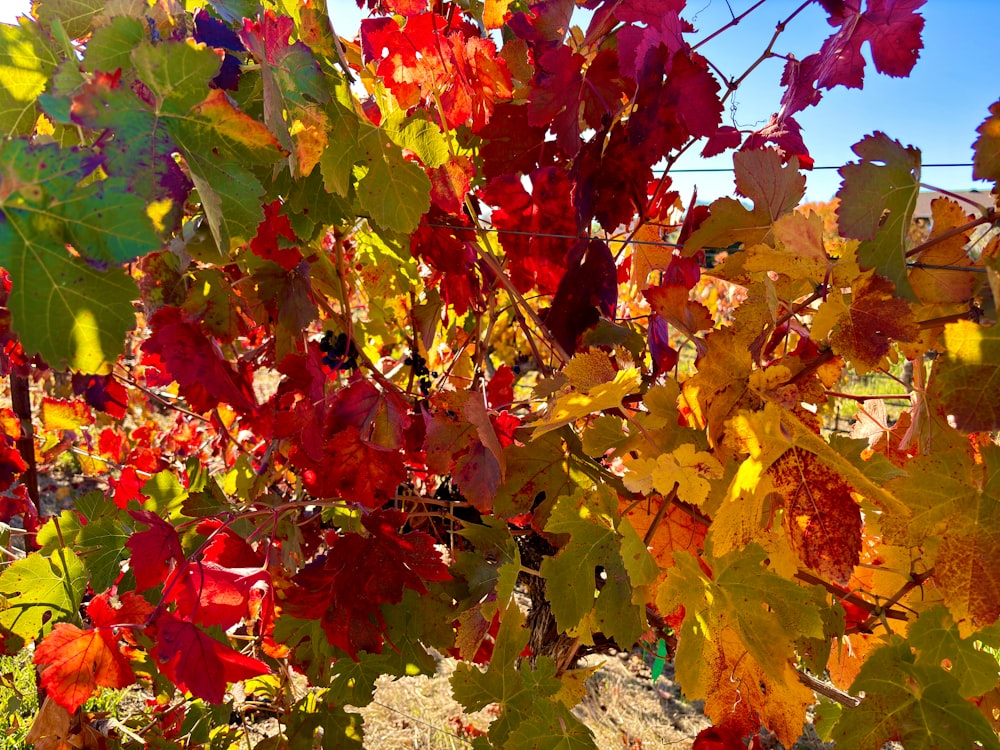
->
[[355, 652, 711, 750]]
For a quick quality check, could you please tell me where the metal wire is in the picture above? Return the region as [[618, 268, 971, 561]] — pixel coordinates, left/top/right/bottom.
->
[[661, 162, 976, 173], [419, 222, 994, 274]]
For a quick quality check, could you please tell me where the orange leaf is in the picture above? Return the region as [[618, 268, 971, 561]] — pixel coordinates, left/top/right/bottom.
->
[[768, 447, 862, 584], [827, 272, 918, 371], [619, 494, 707, 589], [34, 623, 134, 713]]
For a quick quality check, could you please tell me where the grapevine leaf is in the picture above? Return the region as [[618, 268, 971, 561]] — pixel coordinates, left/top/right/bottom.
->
[[451, 602, 592, 748], [130, 41, 283, 250], [623, 444, 723, 507], [683, 149, 805, 255], [149, 613, 269, 704], [768, 447, 862, 584], [34, 623, 134, 712], [479, 166, 577, 293], [126, 509, 184, 592], [679, 624, 816, 746], [884, 446, 1000, 626], [0, 21, 58, 136], [0, 140, 145, 371], [837, 132, 921, 299], [831, 638, 1000, 750], [238, 11, 329, 177], [0, 548, 87, 641], [283, 508, 450, 659], [505, 708, 598, 750], [908, 605, 1000, 699], [164, 561, 268, 630], [618, 493, 708, 590], [33, 0, 103, 39], [910, 198, 980, 305], [454, 517, 521, 620], [141, 306, 258, 415], [532, 368, 641, 439], [77, 518, 129, 593], [658, 545, 824, 687], [70, 70, 193, 235], [492, 433, 584, 522], [540, 486, 657, 646], [543, 238, 617, 355], [928, 320, 1000, 433], [973, 101, 1000, 184]]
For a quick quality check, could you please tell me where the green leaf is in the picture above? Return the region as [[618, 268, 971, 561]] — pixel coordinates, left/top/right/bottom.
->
[[454, 516, 521, 619], [540, 485, 657, 647], [909, 605, 1000, 698], [504, 705, 598, 750], [928, 320, 1000, 433], [836, 132, 921, 300], [0, 549, 87, 640], [827, 434, 907, 483], [82, 16, 146, 74], [142, 470, 190, 520], [0, 213, 138, 371], [452, 602, 593, 748], [354, 123, 431, 234], [0, 21, 58, 136], [130, 41, 283, 250], [831, 638, 1000, 750], [658, 544, 825, 682], [33, 0, 103, 39], [77, 518, 130, 593]]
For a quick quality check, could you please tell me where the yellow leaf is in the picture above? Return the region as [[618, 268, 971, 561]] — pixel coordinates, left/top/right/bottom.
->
[[532, 368, 641, 439], [483, 0, 513, 29], [41, 397, 92, 432], [563, 350, 616, 391]]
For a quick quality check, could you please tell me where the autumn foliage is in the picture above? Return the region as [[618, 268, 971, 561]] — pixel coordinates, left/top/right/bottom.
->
[[1, 0, 999, 747]]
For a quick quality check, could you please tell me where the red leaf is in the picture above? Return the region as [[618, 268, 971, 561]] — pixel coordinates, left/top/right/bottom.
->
[[0, 437, 26, 497], [742, 114, 813, 169], [480, 166, 577, 293], [198, 520, 264, 568], [574, 125, 654, 232], [127, 510, 184, 591], [35, 623, 135, 713], [250, 200, 302, 271], [111, 467, 146, 510], [149, 613, 269, 704], [692, 722, 747, 750], [701, 126, 742, 158], [141, 307, 257, 415], [71, 373, 128, 420], [284, 508, 450, 659], [164, 561, 268, 629], [476, 102, 563, 181], [486, 365, 515, 410], [543, 239, 618, 355], [613, 0, 690, 78], [780, 0, 925, 117], [361, 13, 510, 132], [644, 283, 715, 340], [293, 425, 407, 507], [88, 591, 155, 628]]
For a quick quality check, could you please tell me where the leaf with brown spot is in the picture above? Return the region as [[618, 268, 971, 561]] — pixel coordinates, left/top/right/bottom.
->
[[827, 272, 918, 372], [768, 447, 862, 584]]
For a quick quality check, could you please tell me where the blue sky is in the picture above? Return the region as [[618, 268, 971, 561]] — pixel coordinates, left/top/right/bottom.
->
[[2, 1, 994, 202]]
